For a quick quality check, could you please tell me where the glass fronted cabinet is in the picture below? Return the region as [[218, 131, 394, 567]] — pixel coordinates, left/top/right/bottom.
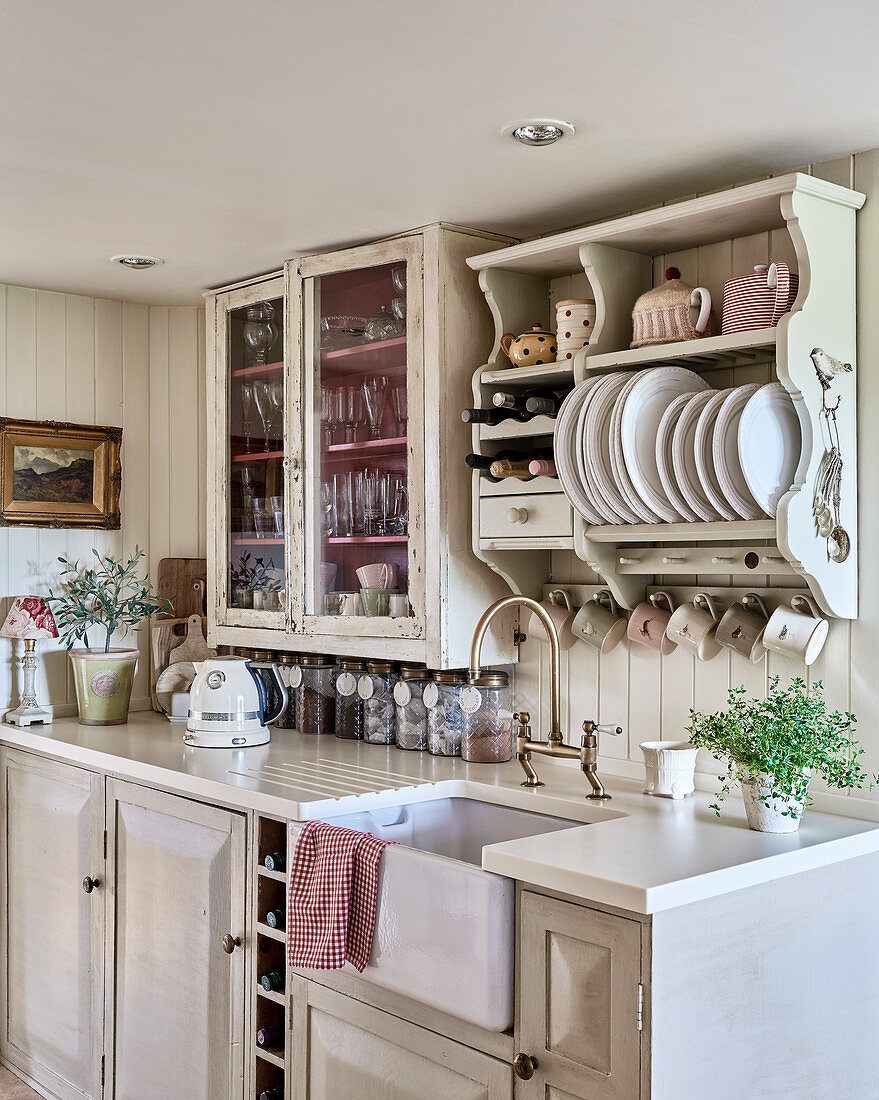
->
[[211, 275, 288, 630], [291, 237, 425, 643], [207, 226, 518, 666]]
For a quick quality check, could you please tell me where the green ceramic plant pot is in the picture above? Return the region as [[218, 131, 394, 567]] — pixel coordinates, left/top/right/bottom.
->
[[69, 648, 139, 725]]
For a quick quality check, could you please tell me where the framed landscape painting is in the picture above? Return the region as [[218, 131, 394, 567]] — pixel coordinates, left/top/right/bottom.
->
[[0, 418, 122, 529]]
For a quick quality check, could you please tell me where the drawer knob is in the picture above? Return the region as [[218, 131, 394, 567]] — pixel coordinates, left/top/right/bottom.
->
[[507, 507, 529, 525], [513, 1053, 538, 1080], [82, 876, 101, 894], [222, 933, 242, 954]]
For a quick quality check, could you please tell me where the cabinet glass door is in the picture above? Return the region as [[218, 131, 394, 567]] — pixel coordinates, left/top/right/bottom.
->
[[219, 278, 288, 623], [296, 241, 424, 638]]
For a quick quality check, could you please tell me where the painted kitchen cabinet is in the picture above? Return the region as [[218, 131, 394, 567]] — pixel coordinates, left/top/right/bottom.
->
[[290, 977, 514, 1100], [516, 891, 644, 1099], [0, 750, 249, 1100], [0, 749, 105, 1100], [206, 224, 517, 666], [103, 780, 247, 1100]]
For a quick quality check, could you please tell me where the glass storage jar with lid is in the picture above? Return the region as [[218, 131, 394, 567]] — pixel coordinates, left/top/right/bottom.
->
[[460, 671, 512, 762], [425, 669, 468, 756], [294, 655, 336, 735], [359, 661, 398, 745], [393, 665, 431, 751], [273, 654, 299, 729], [335, 658, 367, 740]]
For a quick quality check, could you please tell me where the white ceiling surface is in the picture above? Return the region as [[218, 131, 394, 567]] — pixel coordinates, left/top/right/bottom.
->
[[2, 0, 878, 305]]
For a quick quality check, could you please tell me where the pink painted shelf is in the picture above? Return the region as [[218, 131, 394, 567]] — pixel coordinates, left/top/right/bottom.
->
[[232, 537, 284, 546], [231, 449, 284, 463], [231, 361, 284, 378], [323, 437, 407, 460], [321, 337, 406, 376], [324, 535, 408, 545]]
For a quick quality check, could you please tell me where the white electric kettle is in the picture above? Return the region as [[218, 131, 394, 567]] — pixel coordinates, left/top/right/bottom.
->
[[185, 656, 287, 748]]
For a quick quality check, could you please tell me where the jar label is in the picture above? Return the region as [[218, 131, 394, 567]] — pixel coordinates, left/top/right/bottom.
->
[[287, 666, 303, 689], [337, 671, 357, 697], [459, 685, 482, 714], [393, 681, 412, 706], [357, 675, 375, 700], [422, 681, 438, 709]]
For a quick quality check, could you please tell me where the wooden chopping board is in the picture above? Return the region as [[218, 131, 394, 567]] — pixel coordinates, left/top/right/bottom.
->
[[168, 615, 216, 667], [150, 558, 208, 712]]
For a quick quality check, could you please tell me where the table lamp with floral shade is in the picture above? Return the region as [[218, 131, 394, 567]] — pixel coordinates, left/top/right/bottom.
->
[[1, 596, 59, 726]]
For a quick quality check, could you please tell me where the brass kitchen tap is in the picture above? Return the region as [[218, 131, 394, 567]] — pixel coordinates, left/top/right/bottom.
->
[[468, 595, 623, 799]]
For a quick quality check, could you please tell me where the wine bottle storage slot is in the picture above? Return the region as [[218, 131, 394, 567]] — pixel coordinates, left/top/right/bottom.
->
[[253, 815, 288, 1100]]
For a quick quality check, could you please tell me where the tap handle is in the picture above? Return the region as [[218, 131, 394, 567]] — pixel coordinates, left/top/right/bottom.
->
[[582, 720, 623, 736], [513, 712, 532, 737]]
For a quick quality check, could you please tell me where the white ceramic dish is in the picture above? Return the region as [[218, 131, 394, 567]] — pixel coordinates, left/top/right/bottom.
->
[[554, 380, 606, 526], [738, 383, 802, 516], [620, 366, 710, 523], [583, 373, 642, 524], [712, 384, 765, 519], [693, 388, 740, 521], [575, 380, 626, 524], [671, 391, 721, 522], [609, 374, 663, 523], [655, 393, 702, 522]]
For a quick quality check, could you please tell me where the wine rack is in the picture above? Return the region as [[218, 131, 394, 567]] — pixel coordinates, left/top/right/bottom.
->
[[251, 814, 289, 1100]]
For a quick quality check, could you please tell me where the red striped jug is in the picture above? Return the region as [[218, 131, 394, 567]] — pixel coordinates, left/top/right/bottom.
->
[[721, 262, 798, 335]]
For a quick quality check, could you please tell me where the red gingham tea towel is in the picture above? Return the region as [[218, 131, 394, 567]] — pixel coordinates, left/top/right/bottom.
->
[[287, 820, 393, 973]]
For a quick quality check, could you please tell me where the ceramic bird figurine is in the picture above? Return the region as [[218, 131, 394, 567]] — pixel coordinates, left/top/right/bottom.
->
[[811, 347, 852, 388]]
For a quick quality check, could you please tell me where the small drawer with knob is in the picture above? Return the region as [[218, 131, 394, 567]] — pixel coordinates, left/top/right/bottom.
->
[[479, 493, 573, 541]]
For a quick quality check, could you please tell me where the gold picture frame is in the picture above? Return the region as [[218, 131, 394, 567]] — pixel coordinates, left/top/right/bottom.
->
[[0, 418, 122, 529]]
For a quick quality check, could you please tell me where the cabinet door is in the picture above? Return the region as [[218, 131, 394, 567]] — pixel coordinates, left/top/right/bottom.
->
[[103, 780, 246, 1100], [290, 977, 513, 1100], [290, 236, 427, 643], [211, 274, 289, 630], [517, 892, 642, 1100], [0, 749, 104, 1100]]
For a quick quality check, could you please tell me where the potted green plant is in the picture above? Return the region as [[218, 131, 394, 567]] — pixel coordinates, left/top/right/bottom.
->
[[687, 677, 871, 833], [230, 553, 282, 610], [48, 547, 171, 725]]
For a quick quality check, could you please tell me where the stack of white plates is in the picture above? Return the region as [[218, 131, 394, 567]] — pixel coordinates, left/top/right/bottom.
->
[[554, 372, 801, 526]]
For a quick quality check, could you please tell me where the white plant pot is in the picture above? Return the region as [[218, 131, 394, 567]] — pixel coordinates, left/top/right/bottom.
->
[[640, 741, 697, 799], [740, 775, 807, 833]]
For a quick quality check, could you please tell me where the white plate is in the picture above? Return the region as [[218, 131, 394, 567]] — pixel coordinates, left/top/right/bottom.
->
[[712, 384, 765, 519], [620, 367, 711, 523], [655, 393, 702, 522], [610, 374, 664, 523], [738, 383, 802, 516], [575, 382, 628, 524], [554, 379, 606, 526], [672, 391, 722, 522], [693, 388, 740, 521], [583, 373, 642, 524]]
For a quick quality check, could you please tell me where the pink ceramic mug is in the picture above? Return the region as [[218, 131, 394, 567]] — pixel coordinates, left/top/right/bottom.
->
[[626, 591, 676, 654], [356, 562, 399, 590]]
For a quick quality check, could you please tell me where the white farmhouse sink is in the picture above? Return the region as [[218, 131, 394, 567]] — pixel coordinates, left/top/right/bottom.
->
[[289, 797, 583, 1031]]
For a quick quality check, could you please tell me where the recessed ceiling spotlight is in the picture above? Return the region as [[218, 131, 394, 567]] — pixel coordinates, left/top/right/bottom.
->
[[501, 119, 575, 146], [111, 255, 165, 269]]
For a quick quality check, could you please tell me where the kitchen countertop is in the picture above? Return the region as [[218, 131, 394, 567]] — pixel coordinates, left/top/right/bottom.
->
[[3, 712, 879, 914]]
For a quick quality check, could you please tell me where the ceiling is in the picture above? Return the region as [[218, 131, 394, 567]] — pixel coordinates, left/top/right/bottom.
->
[[2, 0, 878, 305]]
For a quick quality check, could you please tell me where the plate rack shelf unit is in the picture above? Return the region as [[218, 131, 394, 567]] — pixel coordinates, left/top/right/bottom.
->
[[250, 815, 289, 1100], [466, 173, 864, 619]]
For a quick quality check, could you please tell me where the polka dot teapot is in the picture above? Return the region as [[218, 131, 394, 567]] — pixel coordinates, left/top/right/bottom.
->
[[499, 323, 557, 366]]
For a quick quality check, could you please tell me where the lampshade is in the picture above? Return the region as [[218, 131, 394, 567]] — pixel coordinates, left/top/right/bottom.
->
[[1, 596, 59, 640]]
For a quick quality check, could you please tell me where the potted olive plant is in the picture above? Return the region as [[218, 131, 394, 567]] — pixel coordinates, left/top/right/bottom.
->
[[687, 677, 871, 833], [230, 553, 282, 610], [48, 548, 171, 725]]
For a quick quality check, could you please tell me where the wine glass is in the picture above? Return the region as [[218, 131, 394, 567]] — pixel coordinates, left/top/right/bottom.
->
[[242, 302, 278, 368], [362, 376, 388, 439], [251, 380, 274, 451], [268, 379, 284, 443], [390, 384, 407, 437], [392, 267, 406, 296], [343, 385, 364, 444], [240, 381, 256, 451]]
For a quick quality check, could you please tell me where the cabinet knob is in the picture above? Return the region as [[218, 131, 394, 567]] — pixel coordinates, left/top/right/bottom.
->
[[513, 1053, 538, 1080], [222, 933, 242, 954], [507, 507, 529, 525], [82, 876, 101, 894]]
